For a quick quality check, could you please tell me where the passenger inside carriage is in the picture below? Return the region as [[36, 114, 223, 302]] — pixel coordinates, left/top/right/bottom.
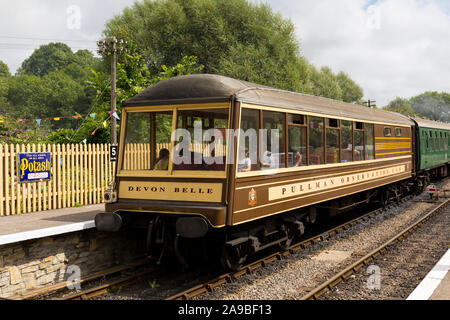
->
[[154, 148, 170, 170], [262, 150, 277, 169], [238, 148, 252, 172]]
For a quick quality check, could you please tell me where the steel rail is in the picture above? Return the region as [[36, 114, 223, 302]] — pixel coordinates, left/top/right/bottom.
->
[[166, 199, 410, 301], [9, 259, 148, 300], [62, 268, 159, 300], [300, 198, 450, 300]]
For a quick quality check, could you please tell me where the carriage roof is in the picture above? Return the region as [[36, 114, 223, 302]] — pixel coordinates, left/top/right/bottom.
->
[[123, 74, 414, 126]]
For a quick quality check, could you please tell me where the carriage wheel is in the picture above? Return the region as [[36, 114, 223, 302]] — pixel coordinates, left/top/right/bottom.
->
[[220, 245, 248, 271]]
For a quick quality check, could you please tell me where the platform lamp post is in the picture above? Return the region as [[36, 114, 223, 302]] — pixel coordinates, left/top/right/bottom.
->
[[97, 37, 127, 145]]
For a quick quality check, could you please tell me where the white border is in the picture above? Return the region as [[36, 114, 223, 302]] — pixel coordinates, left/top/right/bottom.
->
[[407, 249, 450, 300]]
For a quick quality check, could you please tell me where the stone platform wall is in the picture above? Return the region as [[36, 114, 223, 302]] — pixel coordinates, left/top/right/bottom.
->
[[0, 229, 144, 298]]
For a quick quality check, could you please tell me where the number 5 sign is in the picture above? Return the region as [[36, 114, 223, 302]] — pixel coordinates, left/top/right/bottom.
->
[[110, 146, 118, 162]]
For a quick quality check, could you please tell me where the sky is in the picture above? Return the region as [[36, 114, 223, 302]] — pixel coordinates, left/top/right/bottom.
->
[[0, 0, 449, 107]]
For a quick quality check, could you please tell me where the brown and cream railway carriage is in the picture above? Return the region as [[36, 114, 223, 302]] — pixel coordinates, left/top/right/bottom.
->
[[96, 74, 417, 269]]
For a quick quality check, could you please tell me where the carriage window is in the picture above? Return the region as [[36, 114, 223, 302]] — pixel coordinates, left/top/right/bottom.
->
[[395, 128, 402, 137], [174, 108, 229, 171], [309, 117, 324, 165], [429, 132, 433, 152], [384, 127, 392, 137], [238, 109, 259, 172], [326, 119, 340, 164], [364, 123, 375, 160], [440, 132, 444, 151], [288, 114, 307, 167], [446, 133, 448, 151], [341, 120, 353, 163], [122, 111, 172, 170], [262, 111, 286, 170], [435, 131, 439, 152], [354, 130, 364, 161], [422, 131, 426, 153]]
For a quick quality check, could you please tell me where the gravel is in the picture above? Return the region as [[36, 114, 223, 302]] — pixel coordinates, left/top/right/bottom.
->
[[194, 180, 450, 300]]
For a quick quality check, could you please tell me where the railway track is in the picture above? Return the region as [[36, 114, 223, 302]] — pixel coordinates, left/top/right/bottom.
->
[[166, 198, 413, 301], [23, 183, 446, 301], [299, 197, 450, 300], [9, 259, 150, 300], [62, 268, 160, 300]]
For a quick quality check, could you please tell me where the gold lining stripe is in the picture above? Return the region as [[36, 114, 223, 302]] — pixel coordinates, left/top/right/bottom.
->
[[232, 173, 411, 225], [235, 161, 411, 190], [236, 155, 412, 178], [375, 137, 411, 140], [241, 102, 412, 127], [233, 171, 410, 215], [375, 143, 411, 149], [375, 151, 411, 156]]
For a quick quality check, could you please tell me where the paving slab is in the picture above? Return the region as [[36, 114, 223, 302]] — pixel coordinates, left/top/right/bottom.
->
[[0, 204, 104, 245]]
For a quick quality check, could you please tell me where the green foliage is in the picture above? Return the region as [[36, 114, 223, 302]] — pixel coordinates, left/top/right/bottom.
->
[[1, 43, 99, 135], [309, 66, 343, 101], [0, 60, 11, 78], [384, 92, 450, 121], [0, 113, 46, 144], [336, 71, 364, 103], [103, 0, 363, 103], [383, 97, 420, 117], [17, 43, 98, 78], [83, 41, 204, 144]]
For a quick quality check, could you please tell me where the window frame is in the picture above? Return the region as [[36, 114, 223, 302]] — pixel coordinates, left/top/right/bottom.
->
[[326, 118, 341, 164], [117, 103, 231, 179]]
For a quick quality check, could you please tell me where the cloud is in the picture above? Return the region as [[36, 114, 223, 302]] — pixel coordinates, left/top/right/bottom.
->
[[265, 0, 450, 106], [0, 0, 135, 73], [1, 0, 449, 107]]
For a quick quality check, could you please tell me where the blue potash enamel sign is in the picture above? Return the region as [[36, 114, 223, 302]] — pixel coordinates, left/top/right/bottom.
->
[[18, 152, 52, 183]]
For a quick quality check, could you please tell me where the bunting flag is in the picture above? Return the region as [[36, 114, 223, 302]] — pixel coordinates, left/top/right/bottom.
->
[[91, 129, 97, 135], [103, 120, 108, 128], [82, 139, 87, 144], [7, 110, 121, 124]]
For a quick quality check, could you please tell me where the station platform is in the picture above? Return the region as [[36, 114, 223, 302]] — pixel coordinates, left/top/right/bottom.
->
[[0, 204, 103, 246], [407, 248, 450, 300]]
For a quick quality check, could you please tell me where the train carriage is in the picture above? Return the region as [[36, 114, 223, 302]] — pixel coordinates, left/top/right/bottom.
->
[[413, 117, 450, 177], [96, 74, 419, 269]]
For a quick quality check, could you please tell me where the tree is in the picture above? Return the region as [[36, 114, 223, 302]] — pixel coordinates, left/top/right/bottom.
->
[[104, 0, 302, 90], [336, 71, 363, 103], [383, 97, 419, 117], [18, 43, 75, 77], [383, 92, 450, 121], [0, 60, 11, 78], [309, 66, 343, 101], [103, 0, 363, 102]]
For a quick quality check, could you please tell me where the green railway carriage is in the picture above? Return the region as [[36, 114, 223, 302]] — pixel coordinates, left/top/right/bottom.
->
[[414, 118, 450, 172]]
